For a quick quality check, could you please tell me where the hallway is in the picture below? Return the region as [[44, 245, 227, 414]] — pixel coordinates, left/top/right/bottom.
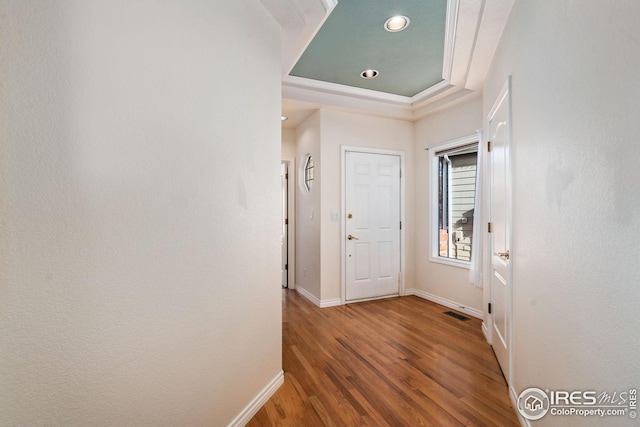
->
[[249, 290, 519, 426]]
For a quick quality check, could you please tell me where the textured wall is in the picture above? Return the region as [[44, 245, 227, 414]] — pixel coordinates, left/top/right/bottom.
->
[[0, 1, 282, 425], [484, 1, 640, 425], [294, 111, 322, 299], [293, 110, 414, 304], [320, 110, 414, 302], [414, 96, 484, 311]]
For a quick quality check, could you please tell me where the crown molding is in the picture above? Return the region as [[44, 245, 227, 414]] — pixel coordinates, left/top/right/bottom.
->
[[319, 0, 338, 9], [442, 0, 460, 82], [412, 89, 480, 120], [284, 76, 411, 105], [283, 77, 480, 122], [261, 0, 339, 76], [283, 80, 414, 121]]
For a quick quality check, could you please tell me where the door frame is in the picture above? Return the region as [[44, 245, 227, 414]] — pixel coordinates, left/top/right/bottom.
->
[[340, 146, 406, 305], [485, 76, 513, 387], [282, 158, 296, 290]]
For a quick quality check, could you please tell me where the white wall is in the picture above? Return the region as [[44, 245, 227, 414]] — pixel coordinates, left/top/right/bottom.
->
[[282, 128, 296, 159], [319, 110, 415, 302], [0, 2, 282, 426], [414, 96, 484, 314], [484, 1, 640, 424], [293, 110, 414, 304], [295, 111, 322, 299]]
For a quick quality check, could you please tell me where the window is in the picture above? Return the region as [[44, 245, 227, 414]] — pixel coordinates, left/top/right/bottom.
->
[[303, 155, 314, 192], [431, 136, 479, 266]]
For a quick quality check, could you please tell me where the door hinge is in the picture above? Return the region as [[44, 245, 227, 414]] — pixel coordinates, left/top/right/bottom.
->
[[285, 173, 288, 180], [488, 222, 492, 233], [285, 219, 288, 225], [487, 141, 492, 152], [285, 264, 288, 270], [400, 221, 402, 230], [400, 169, 402, 178], [488, 303, 492, 314]]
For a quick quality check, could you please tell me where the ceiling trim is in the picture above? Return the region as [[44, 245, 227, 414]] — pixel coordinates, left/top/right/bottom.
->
[[283, 78, 482, 123], [319, 0, 338, 9], [281, 0, 338, 76], [411, 80, 455, 107], [260, 0, 339, 77], [284, 76, 411, 105], [442, 0, 460, 83], [283, 81, 414, 120]]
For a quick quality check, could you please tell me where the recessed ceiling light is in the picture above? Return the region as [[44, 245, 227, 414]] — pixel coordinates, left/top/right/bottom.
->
[[360, 69, 379, 79], [384, 15, 410, 32], [281, 116, 288, 121]]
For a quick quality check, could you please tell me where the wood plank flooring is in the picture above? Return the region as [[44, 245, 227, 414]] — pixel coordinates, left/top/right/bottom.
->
[[248, 290, 519, 427]]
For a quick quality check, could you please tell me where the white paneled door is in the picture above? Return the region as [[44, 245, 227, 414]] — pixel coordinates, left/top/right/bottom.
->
[[345, 151, 401, 301], [488, 78, 512, 382]]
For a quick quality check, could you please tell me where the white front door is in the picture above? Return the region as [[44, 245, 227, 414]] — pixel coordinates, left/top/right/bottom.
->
[[488, 78, 512, 381], [345, 151, 401, 301]]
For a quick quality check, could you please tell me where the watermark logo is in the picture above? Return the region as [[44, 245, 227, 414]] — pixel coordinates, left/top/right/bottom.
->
[[517, 388, 550, 420], [517, 387, 637, 421]]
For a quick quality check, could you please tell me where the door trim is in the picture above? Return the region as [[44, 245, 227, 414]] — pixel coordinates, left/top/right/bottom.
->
[[340, 146, 405, 305], [282, 158, 296, 290], [281, 161, 288, 288]]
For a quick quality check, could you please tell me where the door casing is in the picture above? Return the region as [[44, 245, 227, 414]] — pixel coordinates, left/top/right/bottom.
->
[[281, 161, 289, 288], [341, 146, 406, 304], [281, 158, 295, 290]]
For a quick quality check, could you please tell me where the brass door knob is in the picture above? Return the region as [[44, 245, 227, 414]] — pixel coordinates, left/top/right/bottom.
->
[[347, 234, 359, 241]]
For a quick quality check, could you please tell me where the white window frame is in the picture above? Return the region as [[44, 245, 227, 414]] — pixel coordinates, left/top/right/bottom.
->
[[429, 134, 479, 269]]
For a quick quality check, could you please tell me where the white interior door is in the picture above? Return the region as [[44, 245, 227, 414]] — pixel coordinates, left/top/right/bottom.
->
[[345, 151, 401, 301], [488, 78, 512, 381]]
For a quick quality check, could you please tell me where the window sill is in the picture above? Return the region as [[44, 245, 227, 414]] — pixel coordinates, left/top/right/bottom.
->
[[429, 256, 471, 270]]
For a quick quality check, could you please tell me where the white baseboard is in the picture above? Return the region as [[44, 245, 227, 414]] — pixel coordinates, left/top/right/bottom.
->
[[297, 286, 483, 316], [227, 370, 284, 427], [510, 384, 530, 427], [320, 298, 342, 308], [344, 294, 399, 305], [405, 289, 483, 319], [482, 321, 490, 343], [295, 285, 342, 308], [295, 285, 321, 306]]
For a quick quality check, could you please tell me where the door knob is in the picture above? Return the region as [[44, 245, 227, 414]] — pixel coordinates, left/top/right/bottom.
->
[[497, 250, 510, 260], [347, 234, 359, 240]]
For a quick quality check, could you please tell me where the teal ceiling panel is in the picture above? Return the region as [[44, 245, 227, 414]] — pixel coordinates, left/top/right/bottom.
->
[[289, 0, 447, 97]]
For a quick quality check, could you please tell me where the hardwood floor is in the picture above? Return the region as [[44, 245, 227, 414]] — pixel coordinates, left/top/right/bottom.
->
[[248, 290, 519, 427]]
